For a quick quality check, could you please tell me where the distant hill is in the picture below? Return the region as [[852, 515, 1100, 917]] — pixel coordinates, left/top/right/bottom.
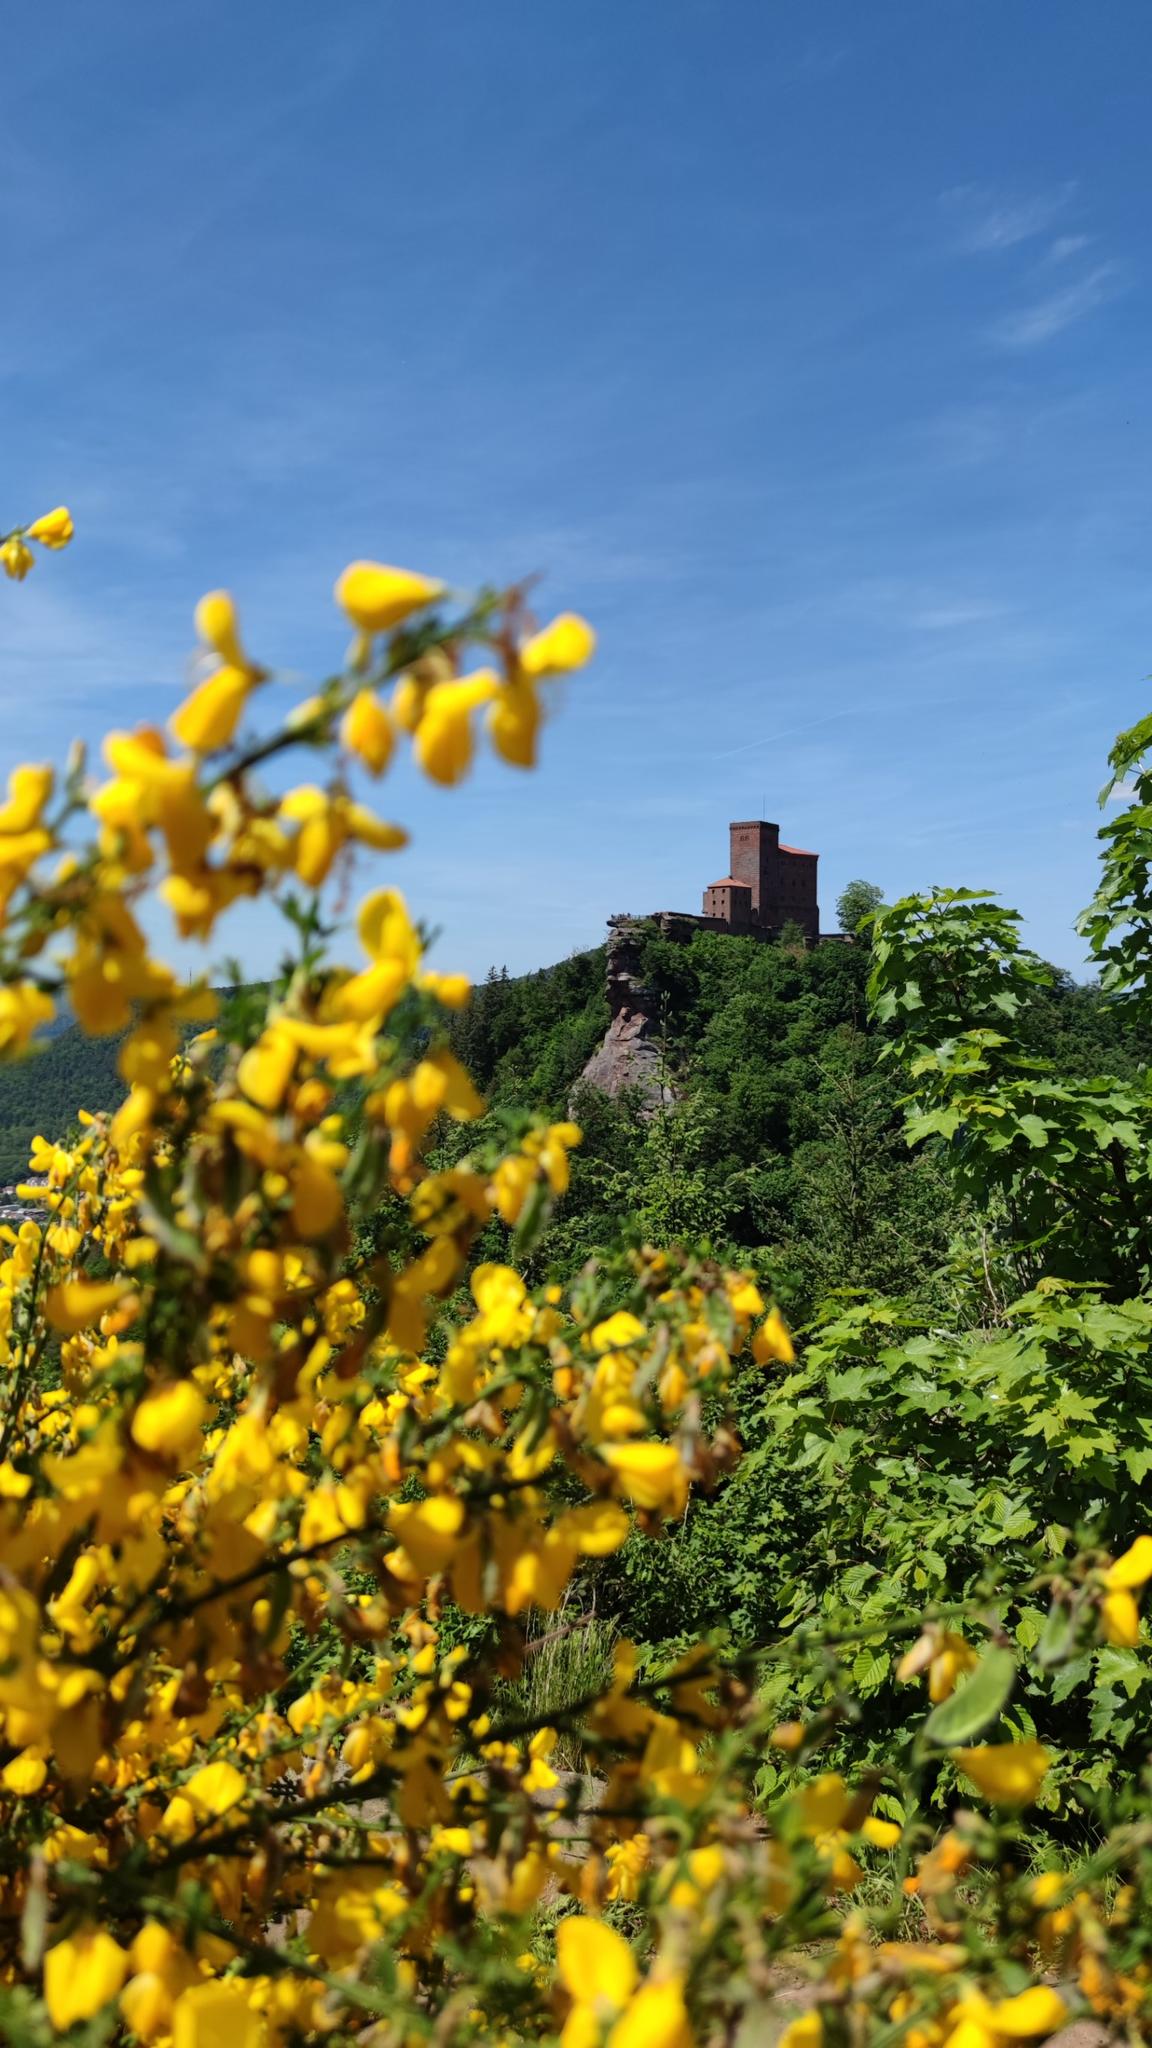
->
[[0, 986, 262, 1186], [0, 1020, 126, 1185], [0, 936, 1143, 1312]]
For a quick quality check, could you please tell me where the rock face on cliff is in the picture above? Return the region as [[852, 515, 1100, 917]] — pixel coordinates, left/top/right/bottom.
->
[[577, 916, 671, 1106]]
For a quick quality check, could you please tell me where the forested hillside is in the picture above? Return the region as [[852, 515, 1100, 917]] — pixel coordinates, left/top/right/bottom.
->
[[0, 1018, 125, 1183], [446, 923, 1149, 1317], [1, 931, 1143, 1312]]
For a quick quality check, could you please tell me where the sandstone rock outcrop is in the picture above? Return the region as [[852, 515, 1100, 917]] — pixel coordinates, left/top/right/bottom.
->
[[577, 916, 670, 1107]]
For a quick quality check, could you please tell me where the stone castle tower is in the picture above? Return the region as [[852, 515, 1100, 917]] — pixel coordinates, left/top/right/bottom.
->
[[701, 820, 819, 941]]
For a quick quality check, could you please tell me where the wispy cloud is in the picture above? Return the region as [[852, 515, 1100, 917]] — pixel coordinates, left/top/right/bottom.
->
[[941, 181, 1128, 353], [831, 578, 1010, 635], [905, 600, 1008, 631], [990, 262, 1125, 348], [944, 180, 1079, 254], [1047, 233, 1092, 264]]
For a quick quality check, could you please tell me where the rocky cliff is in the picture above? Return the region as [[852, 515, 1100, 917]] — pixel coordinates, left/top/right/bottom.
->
[[577, 916, 672, 1105]]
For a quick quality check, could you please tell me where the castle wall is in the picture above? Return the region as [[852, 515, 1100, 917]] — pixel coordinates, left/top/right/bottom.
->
[[775, 850, 819, 938]]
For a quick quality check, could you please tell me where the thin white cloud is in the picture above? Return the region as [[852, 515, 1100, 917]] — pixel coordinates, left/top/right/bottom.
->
[[944, 181, 1078, 254], [1047, 234, 1092, 264], [906, 601, 1008, 631], [990, 262, 1124, 348], [832, 577, 1010, 634]]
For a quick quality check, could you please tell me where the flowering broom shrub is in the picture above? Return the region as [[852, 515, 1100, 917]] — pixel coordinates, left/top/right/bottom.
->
[[2, 506, 1152, 2046]]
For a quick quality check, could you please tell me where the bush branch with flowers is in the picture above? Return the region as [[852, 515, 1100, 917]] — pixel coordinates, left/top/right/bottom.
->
[[1, 514, 1152, 2047]]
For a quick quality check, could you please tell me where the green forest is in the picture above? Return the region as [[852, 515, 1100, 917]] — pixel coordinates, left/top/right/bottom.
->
[[437, 906, 1152, 1771], [14, 886, 1152, 1824]]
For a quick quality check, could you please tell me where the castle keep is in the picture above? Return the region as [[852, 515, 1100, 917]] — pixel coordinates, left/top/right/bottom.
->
[[701, 819, 819, 941], [579, 819, 823, 1100]]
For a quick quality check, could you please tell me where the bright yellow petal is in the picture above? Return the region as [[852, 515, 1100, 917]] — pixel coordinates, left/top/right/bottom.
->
[[607, 1980, 691, 2048], [335, 560, 444, 633], [520, 612, 596, 678], [237, 1028, 297, 1112], [1102, 1587, 1141, 1646], [556, 1916, 638, 2008], [170, 666, 254, 752], [44, 1277, 132, 1334], [952, 1741, 1050, 1805], [194, 589, 247, 668], [173, 1978, 266, 2048], [131, 1381, 209, 1459], [44, 1928, 127, 2030], [988, 1987, 1069, 2037], [1105, 1534, 1152, 1589], [752, 1307, 795, 1365], [25, 505, 74, 549], [342, 689, 395, 775]]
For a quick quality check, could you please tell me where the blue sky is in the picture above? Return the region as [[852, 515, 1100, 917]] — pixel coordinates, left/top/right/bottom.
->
[[3, 0, 1150, 981]]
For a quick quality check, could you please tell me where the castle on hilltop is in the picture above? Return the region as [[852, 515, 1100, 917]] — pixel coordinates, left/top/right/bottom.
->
[[580, 817, 824, 1100], [700, 819, 819, 942]]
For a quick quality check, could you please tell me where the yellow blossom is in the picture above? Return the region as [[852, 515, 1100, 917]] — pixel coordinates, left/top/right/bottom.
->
[[237, 1026, 297, 1110], [519, 611, 596, 677], [44, 1927, 127, 2030], [131, 1380, 209, 1459], [1102, 1587, 1141, 1646], [173, 1979, 266, 2048], [342, 688, 395, 774], [752, 1307, 795, 1365], [590, 1311, 646, 1352], [0, 535, 33, 579], [170, 665, 256, 752], [160, 1758, 248, 1838], [25, 505, 74, 548], [44, 1276, 133, 1333], [194, 589, 250, 669], [335, 559, 444, 632], [952, 1741, 1050, 1805], [1, 1746, 47, 1795], [279, 784, 407, 885], [600, 1441, 689, 1514], [778, 2017, 823, 2048], [413, 670, 500, 786], [987, 1987, 1069, 2036], [1105, 1534, 1152, 1589], [0, 981, 54, 1055], [608, 1979, 691, 2048], [558, 1916, 638, 2008]]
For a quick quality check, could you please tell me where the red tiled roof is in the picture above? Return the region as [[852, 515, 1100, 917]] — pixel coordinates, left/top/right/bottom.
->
[[705, 877, 750, 889], [779, 843, 817, 857]]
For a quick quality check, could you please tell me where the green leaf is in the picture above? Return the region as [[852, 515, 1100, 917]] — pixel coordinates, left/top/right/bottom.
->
[[1014, 1605, 1047, 1652], [923, 1646, 1016, 1746], [852, 1648, 889, 1693], [1017, 1114, 1051, 1148], [825, 1366, 873, 1402], [1095, 1646, 1151, 1700], [1050, 1653, 1093, 1703], [1035, 1602, 1077, 1669]]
